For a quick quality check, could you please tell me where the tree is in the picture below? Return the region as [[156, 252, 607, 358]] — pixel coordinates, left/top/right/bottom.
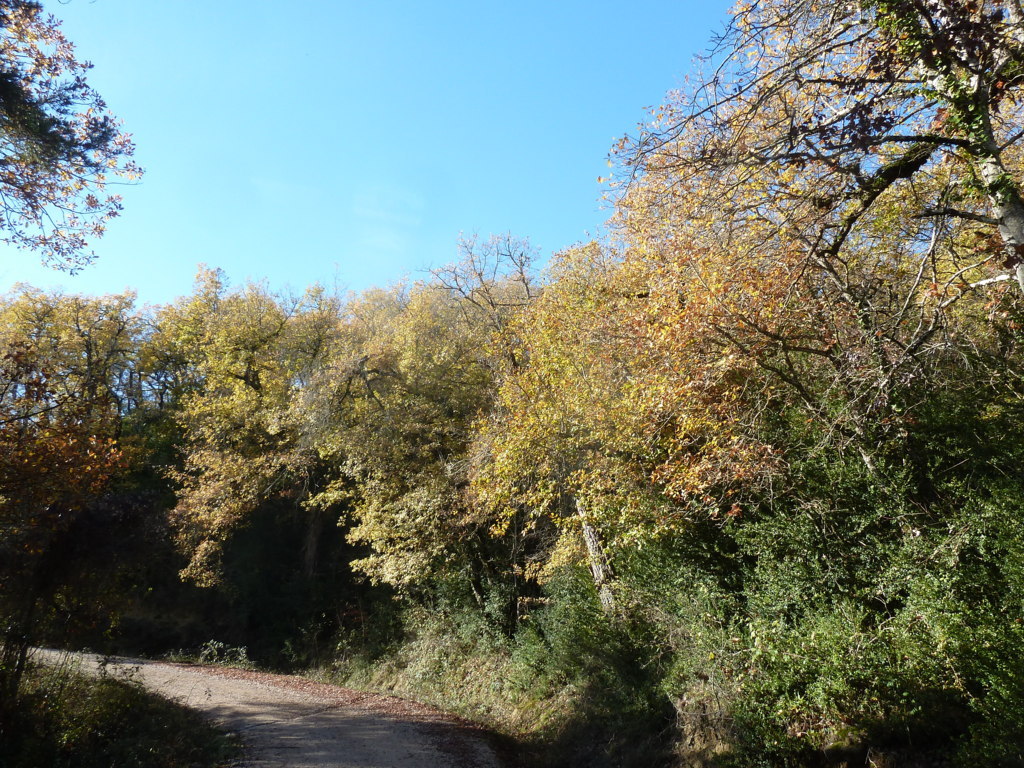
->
[[595, 4, 1024, 756], [608, 0, 1024, 485], [430, 233, 538, 367], [0, 286, 145, 424], [620, 0, 1024, 290], [0, 287, 163, 707], [470, 243, 677, 612], [0, 336, 124, 708], [165, 271, 341, 587], [0, 1, 139, 270], [303, 279, 497, 590]]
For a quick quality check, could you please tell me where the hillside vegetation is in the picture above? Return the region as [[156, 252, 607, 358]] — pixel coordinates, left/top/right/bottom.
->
[[5, 1, 1024, 765]]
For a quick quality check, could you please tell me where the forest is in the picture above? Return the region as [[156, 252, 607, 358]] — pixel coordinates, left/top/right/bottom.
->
[[5, 0, 1024, 766]]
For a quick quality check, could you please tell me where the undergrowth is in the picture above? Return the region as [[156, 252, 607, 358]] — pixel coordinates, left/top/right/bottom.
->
[[0, 662, 238, 768], [318, 566, 677, 768], [314, 487, 1024, 768]]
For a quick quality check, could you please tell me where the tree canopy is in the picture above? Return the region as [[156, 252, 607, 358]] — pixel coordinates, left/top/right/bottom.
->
[[7, 2, 1024, 765], [0, 1, 138, 270]]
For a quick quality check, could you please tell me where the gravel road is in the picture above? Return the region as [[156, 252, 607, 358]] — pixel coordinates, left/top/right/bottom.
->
[[31, 649, 503, 768]]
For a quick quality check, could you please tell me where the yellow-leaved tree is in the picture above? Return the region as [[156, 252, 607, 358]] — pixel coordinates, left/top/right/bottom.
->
[[165, 269, 342, 586]]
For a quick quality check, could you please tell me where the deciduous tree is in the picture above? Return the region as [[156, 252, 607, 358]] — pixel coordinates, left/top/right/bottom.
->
[[0, 1, 139, 270], [610, 0, 1024, 489], [304, 280, 496, 590], [166, 271, 342, 586], [0, 336, 124, 707], [471, 243, 672, 612]]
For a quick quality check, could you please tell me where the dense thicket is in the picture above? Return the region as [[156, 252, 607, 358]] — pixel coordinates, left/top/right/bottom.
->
[[4, 1, 1024, 766]]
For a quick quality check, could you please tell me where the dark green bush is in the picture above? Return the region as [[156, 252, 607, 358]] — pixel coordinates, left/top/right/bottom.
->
[[0, 665, 236, 768]]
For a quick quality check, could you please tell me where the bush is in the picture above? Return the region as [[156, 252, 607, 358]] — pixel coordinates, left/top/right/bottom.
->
[[0, 663, 237, 768]]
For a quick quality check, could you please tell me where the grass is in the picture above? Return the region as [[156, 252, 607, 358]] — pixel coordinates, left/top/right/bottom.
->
[[313, 599, 680, 768], [0, 662, 239, 768]]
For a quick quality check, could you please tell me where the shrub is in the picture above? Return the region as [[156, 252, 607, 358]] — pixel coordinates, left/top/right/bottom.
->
[[0, 663, 237, 768]]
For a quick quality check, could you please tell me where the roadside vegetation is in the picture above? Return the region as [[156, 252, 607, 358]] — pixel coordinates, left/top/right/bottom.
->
[[0, 662, 237, 768], [4, 1, 1024, 766]]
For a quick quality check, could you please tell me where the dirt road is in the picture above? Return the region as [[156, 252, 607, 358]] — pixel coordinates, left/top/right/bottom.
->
[[32, 650, 502, 768]]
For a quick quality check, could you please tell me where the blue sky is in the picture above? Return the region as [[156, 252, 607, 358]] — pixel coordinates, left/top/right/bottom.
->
[[0, 0, 731, 305]]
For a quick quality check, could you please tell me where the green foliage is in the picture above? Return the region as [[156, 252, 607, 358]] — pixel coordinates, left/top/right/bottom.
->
[[694, 405, 1024, 765], [195, 640, 252, 668], [12, 6, 1024, 768], [323, 565, 676, 768], [0, 664, 237, 768]]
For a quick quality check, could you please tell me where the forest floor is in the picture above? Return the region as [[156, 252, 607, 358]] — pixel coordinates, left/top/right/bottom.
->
[[31, 649, 507, 768]]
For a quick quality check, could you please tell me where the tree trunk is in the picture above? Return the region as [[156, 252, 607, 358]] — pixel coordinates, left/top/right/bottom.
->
[[976, 151, 1024, 292], [577, 500, 616, 614]]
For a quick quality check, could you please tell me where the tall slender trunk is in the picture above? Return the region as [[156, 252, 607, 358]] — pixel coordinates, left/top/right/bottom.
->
[[576, 500, 616, 614], [976, 151, 1024, 292]]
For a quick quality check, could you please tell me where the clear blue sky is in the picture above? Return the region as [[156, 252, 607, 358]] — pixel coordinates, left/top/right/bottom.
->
[[0, 0, 731, 305]]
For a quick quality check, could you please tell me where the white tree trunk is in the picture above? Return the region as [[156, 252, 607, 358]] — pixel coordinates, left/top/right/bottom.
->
[[976, 153, 1024, 292], [577, 500, 616, 614]]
